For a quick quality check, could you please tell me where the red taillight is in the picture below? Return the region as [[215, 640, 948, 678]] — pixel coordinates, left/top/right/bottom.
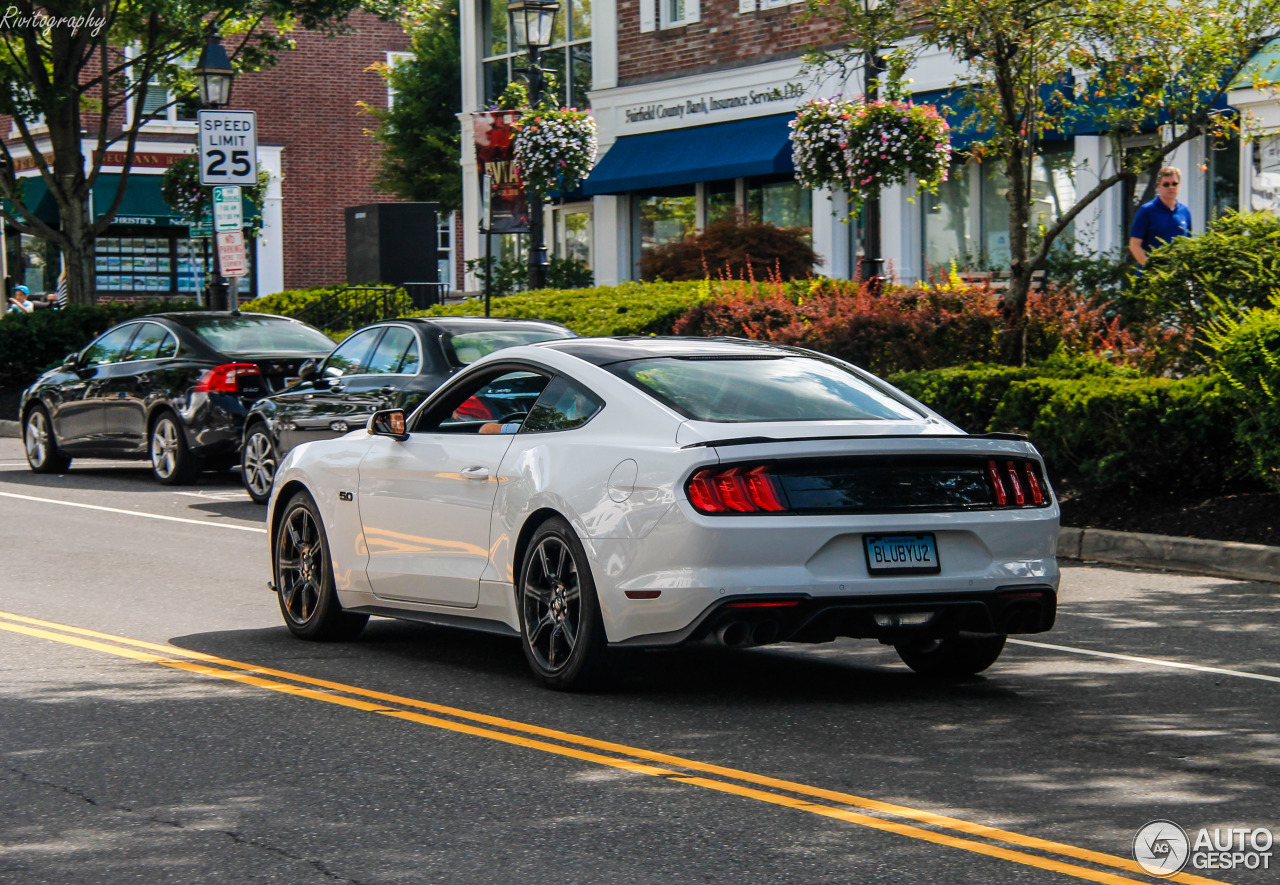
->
[[194, 362, 261, 393], [1024, 464, 1045, 504], [687, 465, 789, 514], [986, 459, 1007, 506], [1005, 460, 1026, 505], [725, 600, 800, 608]]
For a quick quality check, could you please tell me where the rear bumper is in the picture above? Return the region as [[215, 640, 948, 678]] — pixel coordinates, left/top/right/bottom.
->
[[612, 585, 1057, 648]]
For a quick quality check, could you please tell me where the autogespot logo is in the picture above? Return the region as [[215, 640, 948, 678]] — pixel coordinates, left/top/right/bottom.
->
[[1134, 820, 1190, 877], [1134, 820, 1275, 875]]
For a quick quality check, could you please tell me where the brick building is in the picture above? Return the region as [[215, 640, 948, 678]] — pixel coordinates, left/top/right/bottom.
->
[[1, 13, 460, 304], [460, 1, 1261, 290]]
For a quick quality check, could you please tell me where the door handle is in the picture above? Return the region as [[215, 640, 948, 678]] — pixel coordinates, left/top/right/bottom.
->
[[461, 466, 489, 480], [378, 386, 396, 395], [328, 384, 345, 393]]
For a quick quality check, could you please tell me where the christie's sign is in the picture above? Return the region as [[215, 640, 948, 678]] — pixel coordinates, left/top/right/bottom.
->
[[624, 82, 804, 125]]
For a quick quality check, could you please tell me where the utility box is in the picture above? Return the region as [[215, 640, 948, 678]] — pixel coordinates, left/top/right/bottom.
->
[[344, 202, 438, 286]]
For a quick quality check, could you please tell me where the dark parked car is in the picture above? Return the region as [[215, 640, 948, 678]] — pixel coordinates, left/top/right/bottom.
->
[[21, 312, 337, 484], [239, 316, 576, 502]]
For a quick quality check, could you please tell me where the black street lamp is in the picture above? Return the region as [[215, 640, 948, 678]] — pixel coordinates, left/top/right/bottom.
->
[[194, 24, 236, 310], [508, 0, 560, 291], [858, 0, 885, 294]]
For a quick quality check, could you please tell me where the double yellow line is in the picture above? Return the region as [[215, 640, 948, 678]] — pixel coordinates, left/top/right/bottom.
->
[[0, 609, 1227, 885]]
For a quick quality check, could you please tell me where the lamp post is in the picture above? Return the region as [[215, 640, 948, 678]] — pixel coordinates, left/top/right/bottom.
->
[[858, 0, 885, 294], [193, 25, 235, 310], [508, 0, 560, 291]]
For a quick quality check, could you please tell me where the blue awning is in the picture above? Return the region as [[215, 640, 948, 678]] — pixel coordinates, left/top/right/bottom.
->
[[582, 113, 795, 196], [913, 82, 1075, 149]]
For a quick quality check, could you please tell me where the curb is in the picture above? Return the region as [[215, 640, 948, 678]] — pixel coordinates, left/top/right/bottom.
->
[[1059, 526, 1280, 584], [0, 415, 1275, 583]]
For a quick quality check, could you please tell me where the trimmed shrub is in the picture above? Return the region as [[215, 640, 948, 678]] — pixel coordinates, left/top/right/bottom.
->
[[988, 375, 1238, 493], [417, 280, 718, 337], [1135, 209, 1280, 327], [638, 215, 817, 282], [0, 301, 199, 390], [1203, 301, 1280, 490]]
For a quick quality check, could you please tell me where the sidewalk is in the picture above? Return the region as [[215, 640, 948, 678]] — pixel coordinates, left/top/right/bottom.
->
[[1, 417, 1276, 583]]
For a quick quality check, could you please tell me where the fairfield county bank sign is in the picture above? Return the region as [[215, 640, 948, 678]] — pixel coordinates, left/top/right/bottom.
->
[[623, 82, 805, 126]]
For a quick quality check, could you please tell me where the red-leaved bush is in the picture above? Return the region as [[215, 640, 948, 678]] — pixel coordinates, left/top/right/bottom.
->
[[673, 274, 1187, 375]]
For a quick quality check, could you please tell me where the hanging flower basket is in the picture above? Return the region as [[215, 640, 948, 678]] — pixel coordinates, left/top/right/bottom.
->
[[512, 106, 597, 197], [789, 96, 858, 193], [844, 99, 951, 199], [790, 96, 951, 205]]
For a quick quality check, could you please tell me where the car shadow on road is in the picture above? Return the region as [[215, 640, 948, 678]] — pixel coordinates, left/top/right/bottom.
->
[[0, 464, 245, 496]]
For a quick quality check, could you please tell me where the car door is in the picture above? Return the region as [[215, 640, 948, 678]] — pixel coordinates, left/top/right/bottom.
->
[[99, 322, 178, 450], [275, 327, 381, 453], [357, 367, 552, 608], [53, 324, 140, 450]]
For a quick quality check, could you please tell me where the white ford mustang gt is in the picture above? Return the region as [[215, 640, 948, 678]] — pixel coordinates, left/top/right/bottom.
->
[[267, 337, 1059, 689]]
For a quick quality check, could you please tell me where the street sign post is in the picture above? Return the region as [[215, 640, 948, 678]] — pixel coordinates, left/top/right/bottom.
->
[[197, 110, 258, 186], [217, 230, 248, 278], [213, 186, 243, 232]]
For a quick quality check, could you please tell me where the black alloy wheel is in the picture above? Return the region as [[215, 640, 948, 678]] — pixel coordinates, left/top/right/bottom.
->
[[518, 517, 609, 690], [241, 423, 279, 505], [274, 490, 368, 641], [894, 634, 1007, 677], [149, 412, 198, 485], [23, 405, 71, 473]]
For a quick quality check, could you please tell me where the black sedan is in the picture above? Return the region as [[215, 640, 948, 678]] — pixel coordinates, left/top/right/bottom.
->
[[21, 312, 337, 484], [239, 316, 575, 503]]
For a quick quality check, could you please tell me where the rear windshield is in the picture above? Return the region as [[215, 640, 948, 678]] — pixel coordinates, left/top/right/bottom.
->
[[181, 316, 336, 357], [609, 356, 922, 423], [444, 327, 574, 365]]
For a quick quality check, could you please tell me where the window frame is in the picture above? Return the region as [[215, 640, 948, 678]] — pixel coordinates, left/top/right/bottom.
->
[[411, 364, 553, 434]]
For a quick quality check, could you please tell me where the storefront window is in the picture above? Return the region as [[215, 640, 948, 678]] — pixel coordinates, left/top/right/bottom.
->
[[746, 175, 812, 241], [980, 141, 1075, 266], [9, 232, 57, 296], [923, 160, 973, 271], [706, 179, 737, 224], [1208, 132, 1239, 220], [633, 185, 696, 268], [557, 208, 592, 267], [93, 229, 247, 300]]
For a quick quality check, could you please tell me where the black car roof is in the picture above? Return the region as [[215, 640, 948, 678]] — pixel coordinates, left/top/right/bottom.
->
[[153, 311, 314, 327], [381, 316, 574, 335], [535, 336, 796, 366]]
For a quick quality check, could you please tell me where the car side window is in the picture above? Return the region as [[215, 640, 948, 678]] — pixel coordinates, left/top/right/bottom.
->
[[82, 325, 140, 367], [413, 370, 551, 434], [323, 329, 380, 378], [365, 326, 419, 375], [125, 323, 176, 361], [522, 377, 603, 433]]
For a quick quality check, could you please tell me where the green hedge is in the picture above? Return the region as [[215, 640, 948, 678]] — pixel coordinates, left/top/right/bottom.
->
[[415, 280, 716, 337], [1204, 302, 1280, 490], [891, 361, 1239, 492], [0, 301, 199, 391]]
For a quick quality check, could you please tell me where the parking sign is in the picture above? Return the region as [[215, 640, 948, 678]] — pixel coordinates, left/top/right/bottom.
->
[[213, 186, 243, 232], [197, 110, 258, 186]]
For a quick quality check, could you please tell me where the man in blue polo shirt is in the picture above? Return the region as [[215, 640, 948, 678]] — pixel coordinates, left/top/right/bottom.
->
[[1128, 166, 1192, 266]]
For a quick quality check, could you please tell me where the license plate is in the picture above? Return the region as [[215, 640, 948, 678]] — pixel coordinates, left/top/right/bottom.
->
[[863, 533, 941, 575]]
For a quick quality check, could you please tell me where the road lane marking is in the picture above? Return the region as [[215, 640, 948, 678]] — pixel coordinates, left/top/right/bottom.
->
[[0, 610, 1230, 885], [0, 491, 266, 534], [1010, 639, 1280, 685]]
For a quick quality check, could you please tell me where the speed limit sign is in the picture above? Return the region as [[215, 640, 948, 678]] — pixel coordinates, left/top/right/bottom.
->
[[197, 110, 258, 186]]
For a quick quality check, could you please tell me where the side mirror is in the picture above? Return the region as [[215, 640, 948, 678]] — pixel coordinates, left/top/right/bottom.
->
[[297, 359, 318, 382], [61, 352, 79, 371], [368, 408, 409, 441]]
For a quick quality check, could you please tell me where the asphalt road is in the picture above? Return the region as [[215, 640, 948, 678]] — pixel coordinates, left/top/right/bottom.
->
[[0, 437, 1276, 885]]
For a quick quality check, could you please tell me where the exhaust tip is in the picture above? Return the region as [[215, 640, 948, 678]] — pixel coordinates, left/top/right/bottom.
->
[[717, 620, 752, 648]]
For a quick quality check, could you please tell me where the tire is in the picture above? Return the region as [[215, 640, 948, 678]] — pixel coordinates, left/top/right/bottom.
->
[[149, 412, 199, 485], [23, 405, 71, 473], [273, 490, 368, 641], [241, 423, 279, 505], [895, 634, 1007, 678], [518, 517, 611, 691]]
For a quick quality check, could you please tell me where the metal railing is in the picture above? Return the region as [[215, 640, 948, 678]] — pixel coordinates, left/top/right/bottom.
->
[[294, 285, 409, 332], [403, 281, 451, 310]]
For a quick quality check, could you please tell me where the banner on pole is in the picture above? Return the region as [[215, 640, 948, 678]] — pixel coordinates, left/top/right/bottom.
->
[[473, 111, 529, 234]]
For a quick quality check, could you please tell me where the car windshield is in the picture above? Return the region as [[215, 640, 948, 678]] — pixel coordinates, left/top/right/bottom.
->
[[180, 316, 336, 357], [444, 328, 573, 365], [609, 356, 923, 423]]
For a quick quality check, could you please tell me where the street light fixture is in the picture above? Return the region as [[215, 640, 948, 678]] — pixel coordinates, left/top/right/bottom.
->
[[194, 23, 236, 310], [194, 26, 235, 109], [508, 0, 560, 290]]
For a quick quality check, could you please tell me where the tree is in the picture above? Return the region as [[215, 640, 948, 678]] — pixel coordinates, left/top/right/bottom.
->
[[809, 0, 1280, 359], [0, 1, 403, 305], [362, 0, 462, 214]]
